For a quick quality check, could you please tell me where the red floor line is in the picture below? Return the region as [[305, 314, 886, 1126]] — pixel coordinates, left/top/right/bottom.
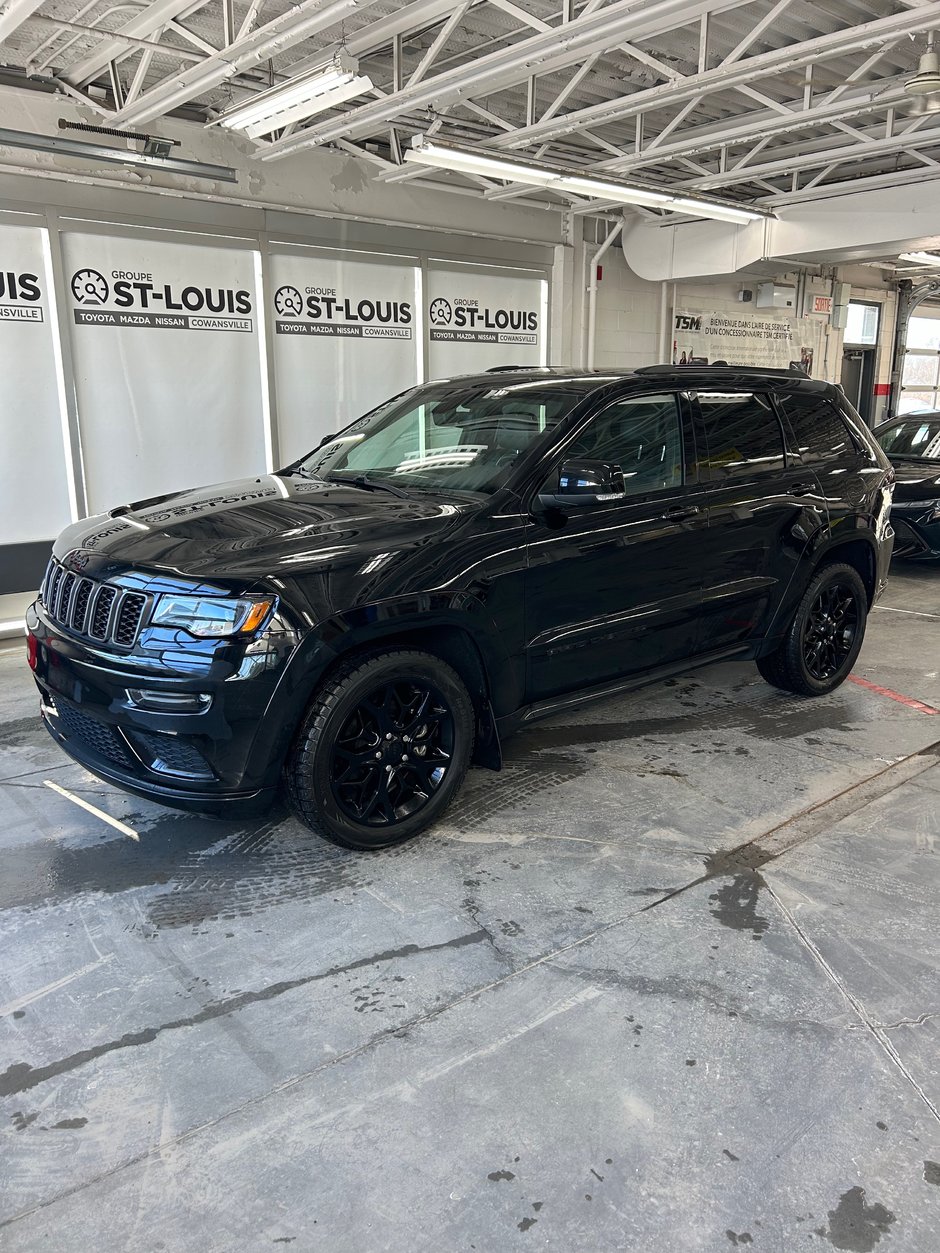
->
[[847, 673, 940, 715]]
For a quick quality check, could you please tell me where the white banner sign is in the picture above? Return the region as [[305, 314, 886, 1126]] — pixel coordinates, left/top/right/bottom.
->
[[270, 251, 419, 464], [0, 223, 72, 544], [673, 308, 821, 374], [427, 264, 546, 376], [63, 232, 267, 513]]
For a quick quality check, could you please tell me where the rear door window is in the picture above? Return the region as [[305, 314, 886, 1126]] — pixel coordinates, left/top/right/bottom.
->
[[776, 393, 858, 464], [694, 391, 785, 479]]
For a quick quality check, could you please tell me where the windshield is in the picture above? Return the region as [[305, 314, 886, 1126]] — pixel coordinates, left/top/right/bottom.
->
[[291, 380, 596, 495], [877, 416, 940, 461]]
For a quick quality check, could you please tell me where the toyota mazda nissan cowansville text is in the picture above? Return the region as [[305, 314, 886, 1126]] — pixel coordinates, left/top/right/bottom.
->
[[27, 366, 895, 849]]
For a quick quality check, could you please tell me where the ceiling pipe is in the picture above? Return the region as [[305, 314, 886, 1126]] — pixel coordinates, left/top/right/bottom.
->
[[586, 221, 624, 370]]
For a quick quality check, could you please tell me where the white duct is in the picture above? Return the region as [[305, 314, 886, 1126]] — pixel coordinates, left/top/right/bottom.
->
[[621, 177, 940, 281]]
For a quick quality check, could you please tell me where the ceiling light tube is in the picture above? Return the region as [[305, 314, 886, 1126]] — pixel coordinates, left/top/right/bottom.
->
[[668, 196, 764, 224], [215, 53, 371, 134], [407, 137, 767, 223], [405, 141, 560, 186], [555, 176, 672, 206], [237, 76, 374, 139], [899, 251, 940, 266]]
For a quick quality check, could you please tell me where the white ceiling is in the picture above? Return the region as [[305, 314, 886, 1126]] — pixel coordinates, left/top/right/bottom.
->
[[1, 0, 940, 223]]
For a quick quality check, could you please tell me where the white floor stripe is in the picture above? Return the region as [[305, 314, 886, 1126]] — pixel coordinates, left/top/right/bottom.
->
[[875, 605, 940, 620], [43, 779, 139, 841]]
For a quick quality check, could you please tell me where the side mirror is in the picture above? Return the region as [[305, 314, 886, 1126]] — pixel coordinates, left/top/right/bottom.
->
[[537, 459, 626, 510]]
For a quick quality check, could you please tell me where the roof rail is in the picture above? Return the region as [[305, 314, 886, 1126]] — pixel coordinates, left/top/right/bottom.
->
[[634, 364, 810, 378], [484, 364, 572, 373]]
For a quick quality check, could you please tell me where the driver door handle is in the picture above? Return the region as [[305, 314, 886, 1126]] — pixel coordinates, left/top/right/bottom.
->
[[661, 505, 701, 521], [788, 481, 815, 497]]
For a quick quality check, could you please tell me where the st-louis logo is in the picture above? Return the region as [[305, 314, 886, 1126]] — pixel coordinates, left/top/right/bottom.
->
[[429, 298, 452, 326], [70, 269, 109, 305], [274, 285, 303, 317]]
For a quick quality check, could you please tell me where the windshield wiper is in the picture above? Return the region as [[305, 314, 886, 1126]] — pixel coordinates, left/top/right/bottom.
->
[[325, 473, 411, 499]]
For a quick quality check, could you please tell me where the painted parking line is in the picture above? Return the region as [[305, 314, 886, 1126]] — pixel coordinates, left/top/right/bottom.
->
[[874, 605, 940, 621], [847, 674, 940, 715], [42, 780, 140, 841]]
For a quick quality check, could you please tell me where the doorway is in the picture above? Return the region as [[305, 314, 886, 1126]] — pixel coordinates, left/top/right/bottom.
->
[[841, 347, 877, 425]]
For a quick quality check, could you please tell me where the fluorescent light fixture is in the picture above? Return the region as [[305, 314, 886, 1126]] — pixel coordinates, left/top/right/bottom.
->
[[555, 176, 671, 207], [899, 251, 940, 266], [216, 53, 373, 139], [669, 197, 764, 225], [406, 137, 767, 224], [404, 142, 560, 186]]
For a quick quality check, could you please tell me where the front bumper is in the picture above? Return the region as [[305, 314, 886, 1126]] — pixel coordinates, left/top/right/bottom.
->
[[26, 600, 311, 817], [890, 511, 940, 561]]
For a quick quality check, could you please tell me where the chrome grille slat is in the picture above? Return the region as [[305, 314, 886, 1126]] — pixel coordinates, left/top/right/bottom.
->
[[39, 557, 148, 651]]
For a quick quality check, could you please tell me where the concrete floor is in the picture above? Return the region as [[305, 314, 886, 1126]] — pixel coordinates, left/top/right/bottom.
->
[[1, 565, 939, 1252]]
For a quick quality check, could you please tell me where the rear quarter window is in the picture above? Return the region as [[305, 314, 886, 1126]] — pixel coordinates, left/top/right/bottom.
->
[[777, 393, 859, 464]]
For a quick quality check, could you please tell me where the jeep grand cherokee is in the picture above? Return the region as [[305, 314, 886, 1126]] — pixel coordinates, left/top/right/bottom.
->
[[27, 366, 895, 849]]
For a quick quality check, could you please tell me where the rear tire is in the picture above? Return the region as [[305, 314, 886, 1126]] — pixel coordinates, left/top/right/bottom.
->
[[286, 648, 474, 850], [756, 562, 867, 697]]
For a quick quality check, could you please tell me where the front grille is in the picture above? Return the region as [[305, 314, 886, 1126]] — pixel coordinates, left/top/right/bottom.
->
[[891, 518, 928, 557], [129, 730, 214, 780], [40, 557, 149, 650], [47, 696, 137, 770]]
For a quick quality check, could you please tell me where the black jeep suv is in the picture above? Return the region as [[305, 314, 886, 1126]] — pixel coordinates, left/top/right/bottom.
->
[[27, 366, 894, 849]]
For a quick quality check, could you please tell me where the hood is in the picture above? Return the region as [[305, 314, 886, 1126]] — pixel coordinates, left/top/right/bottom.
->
[[53, 474, 476, 583], [888, 460, 940, 506]]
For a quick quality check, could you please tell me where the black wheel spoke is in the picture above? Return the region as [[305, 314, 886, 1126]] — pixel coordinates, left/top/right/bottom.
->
[[330, 677, 456, 828], [802, 580, 860, 682]]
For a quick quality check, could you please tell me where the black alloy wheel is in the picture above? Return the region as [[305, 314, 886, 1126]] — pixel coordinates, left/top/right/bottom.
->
[[800, 582, 861, 682], [755, 561, 868, 696], [286, 648, 474, 849], [330, 680, 455, 827]]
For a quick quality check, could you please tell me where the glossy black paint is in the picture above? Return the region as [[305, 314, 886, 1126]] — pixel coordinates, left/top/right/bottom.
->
[[26, 367, 895, 818], [874, 415, 940, 561]]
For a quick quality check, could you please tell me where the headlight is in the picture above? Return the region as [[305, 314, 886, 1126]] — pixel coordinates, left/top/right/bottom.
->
[[151, 594, 275, 638]]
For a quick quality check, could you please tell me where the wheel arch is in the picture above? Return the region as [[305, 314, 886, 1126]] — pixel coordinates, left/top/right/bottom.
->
[[278, 609, 513, 774]]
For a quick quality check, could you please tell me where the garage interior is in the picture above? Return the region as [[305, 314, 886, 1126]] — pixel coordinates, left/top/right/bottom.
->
[[1, 1, 940, 1249]]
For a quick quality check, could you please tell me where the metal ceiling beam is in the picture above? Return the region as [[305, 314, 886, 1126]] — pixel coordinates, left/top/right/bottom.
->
[[111, 0, 382, 128], [594, 77, 912, 174], [686, 125, 940, 190], [257, 0, 750, 160], [0, 0, 45, 45], [490, 3, 940, 148], [62, 0, 213, 87], [760, 163, 940, 206]]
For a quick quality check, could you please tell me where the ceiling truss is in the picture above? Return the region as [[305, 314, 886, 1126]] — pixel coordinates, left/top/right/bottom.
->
[[0, 0, 939, 215]]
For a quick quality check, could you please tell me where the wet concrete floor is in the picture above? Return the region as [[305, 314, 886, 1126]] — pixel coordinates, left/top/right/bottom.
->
[[1, 564, 939, 1251]]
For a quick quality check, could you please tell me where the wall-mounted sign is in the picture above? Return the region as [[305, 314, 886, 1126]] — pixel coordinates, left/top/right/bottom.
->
[[673, 307, 822, 374], [270, 251, 419, 463], [807, 294, 833, 317], [0, 268, 44, 323], [68, 264, 254, 332], [1, 223, 72, 546], [63, 231, 266, 512], [427, 263, 546, 375]]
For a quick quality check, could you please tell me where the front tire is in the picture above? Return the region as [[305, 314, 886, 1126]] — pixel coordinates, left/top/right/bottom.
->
[[756, 562, 868, 696], [286, 648, 474, 850]]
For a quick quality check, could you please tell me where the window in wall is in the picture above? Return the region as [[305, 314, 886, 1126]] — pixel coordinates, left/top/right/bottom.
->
[[844, 301, 880, 346], [695, 392, 785, 478], [565, 394, 684, 495], [900, 309, 940, 412]]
